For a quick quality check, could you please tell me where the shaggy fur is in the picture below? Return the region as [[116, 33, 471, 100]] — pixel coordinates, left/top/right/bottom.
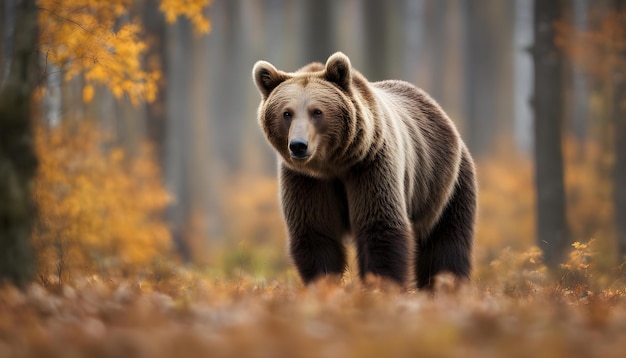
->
[[252, 52, 477, 289]]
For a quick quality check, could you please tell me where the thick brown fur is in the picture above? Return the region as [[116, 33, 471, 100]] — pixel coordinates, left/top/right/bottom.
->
[[252, 52, 477, 289]]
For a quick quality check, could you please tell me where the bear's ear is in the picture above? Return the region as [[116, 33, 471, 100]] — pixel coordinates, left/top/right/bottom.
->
[[324, 52, 352, 91], [253, 61, 287, 99]]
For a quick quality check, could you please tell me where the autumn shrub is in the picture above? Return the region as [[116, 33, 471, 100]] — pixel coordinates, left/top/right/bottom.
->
[[556, 239, 626, 295], [474, 238, 626, 299], [33, 121, 172, 283], [557, 239, 598, 294], [477, 246, 548, 296], [563, 138, 615, 267], [476, 137, 616, 268]]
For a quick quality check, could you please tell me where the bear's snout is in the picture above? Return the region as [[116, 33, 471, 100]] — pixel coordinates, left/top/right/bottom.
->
[[289, 138, 309, 159]]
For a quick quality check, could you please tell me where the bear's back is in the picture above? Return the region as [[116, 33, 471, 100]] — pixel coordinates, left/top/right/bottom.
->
[[372, 79, 459, 143], [372, 80, 444, 122]]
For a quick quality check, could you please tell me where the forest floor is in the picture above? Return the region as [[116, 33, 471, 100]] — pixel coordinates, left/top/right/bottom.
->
[[2, 247, 626, 358]]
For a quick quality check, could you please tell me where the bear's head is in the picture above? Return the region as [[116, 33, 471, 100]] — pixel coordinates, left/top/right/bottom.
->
[[253, 52, 360, 177]]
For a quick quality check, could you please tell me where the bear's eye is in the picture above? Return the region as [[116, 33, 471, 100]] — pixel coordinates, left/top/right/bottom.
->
[[312, 109, 323, 117], [283, 111, 292, 118]]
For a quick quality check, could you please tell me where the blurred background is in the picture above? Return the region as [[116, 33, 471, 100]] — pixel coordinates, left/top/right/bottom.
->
[[2, 0, 624, 282]]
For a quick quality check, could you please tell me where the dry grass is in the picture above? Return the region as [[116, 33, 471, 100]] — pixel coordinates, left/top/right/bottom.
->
[[2, 244, 626, 358]]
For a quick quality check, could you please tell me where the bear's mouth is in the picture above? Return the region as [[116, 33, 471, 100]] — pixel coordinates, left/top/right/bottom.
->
[[290, 153, 311, 160]]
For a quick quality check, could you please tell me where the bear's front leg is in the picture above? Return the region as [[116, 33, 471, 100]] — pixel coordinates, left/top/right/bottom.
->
[[280, 166, 350, 284], [345, 165, 411, 285]]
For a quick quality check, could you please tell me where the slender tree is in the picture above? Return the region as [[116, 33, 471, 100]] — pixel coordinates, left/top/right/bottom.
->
[[140, 0, 168, 168], [0, 0, 39, 286], [571, 0, 590, 143], [363, 0, 390, 81], [612, 0, 626, 260], [463, 0, 515, 157], [164, 18, 194, 262], [532, 0, 569, 266], [303, 0, 334, 63]]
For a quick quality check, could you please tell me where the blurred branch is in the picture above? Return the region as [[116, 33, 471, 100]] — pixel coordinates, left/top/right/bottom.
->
[[38, 6, 105, 41]]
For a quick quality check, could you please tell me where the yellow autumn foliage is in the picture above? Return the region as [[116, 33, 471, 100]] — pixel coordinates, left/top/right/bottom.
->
[[39, 0, 157, 104], [160, 0, 212, 34], [38, 0, 211, 104], [33, 122, 172, 282], [555, 10, 626, 78]]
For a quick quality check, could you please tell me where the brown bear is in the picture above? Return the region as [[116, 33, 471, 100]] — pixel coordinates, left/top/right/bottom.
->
[[252, 52, 477, 289]]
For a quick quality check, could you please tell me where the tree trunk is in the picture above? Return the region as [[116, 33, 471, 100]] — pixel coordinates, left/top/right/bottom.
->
[[0, 0, 39, 286], [615, 73, 626, 260], [424, 0, 447, 103], [303, 0, 334, 63], [1, 0, 18, 84], [513, 0, 534, 154], [363, 0, 390, 81], [612, 1, 626, 260], [533, 0, 569, 267], [164, 18, 193, 262], [140, 0, 168, 168], [571, 0, 589, 144], [463, 1, 497, 157]]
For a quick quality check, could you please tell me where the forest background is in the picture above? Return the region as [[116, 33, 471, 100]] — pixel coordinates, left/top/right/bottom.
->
[[0, 0, 623, 282], [0, 1, 626, 356]]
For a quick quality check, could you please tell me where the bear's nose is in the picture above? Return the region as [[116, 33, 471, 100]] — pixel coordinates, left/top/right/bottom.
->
[[289, 138, 309, 159]]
